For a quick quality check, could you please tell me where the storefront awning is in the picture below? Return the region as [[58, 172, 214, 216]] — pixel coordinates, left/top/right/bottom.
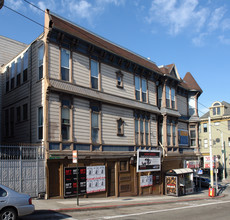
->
[[166, 168, 193, 175]]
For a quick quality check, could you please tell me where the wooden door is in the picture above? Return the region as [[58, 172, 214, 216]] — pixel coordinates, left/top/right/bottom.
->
[[107, 162, 115, 196], [49, 162, 60, 197]]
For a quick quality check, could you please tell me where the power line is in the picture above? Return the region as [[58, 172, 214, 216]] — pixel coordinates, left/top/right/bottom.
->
[[23, 0, 45, 13]]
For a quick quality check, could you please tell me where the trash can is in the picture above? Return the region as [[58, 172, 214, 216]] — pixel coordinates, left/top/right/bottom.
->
[[208, 187, 216, 197]]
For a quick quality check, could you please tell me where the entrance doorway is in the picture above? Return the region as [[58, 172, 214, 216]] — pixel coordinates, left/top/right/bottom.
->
[[48, 162, 60, 197], [107, 162, 115, 196]]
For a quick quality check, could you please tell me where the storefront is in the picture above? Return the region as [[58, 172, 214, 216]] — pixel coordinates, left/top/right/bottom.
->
[[165, 168, 194, 196]]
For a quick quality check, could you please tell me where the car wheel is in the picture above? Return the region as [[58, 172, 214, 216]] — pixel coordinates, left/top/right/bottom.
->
[[0, 208, 17, 220]]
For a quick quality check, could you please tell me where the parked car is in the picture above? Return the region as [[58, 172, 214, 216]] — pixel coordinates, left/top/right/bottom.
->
[[0, 184, 34, 220], [193, 176, 210, 188]]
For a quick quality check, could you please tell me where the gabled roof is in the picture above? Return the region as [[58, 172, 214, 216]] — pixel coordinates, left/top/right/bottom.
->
[[182, 72, 203, 93], [48, 11, 163, 76], [159, 63, 179, 80], [200, 101, 230, 119]]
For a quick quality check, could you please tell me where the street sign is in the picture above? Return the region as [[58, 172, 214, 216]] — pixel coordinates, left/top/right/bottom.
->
[[73, 150, 78, 163], [197, 169, 203, 175]]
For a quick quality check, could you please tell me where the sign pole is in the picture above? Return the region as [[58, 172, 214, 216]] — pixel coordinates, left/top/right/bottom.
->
[[77, 154, 79, 206]]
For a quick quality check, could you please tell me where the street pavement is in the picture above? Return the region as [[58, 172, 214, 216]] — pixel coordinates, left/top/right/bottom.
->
[[32, 181, 229, 214]]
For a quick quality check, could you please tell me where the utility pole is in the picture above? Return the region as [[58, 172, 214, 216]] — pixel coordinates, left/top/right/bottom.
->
[[209, 117, 214, 188]]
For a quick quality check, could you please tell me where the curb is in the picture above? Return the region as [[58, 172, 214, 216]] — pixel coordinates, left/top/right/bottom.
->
[[49, 194, 225, 213]]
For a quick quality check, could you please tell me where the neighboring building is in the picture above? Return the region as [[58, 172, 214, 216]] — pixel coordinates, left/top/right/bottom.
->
[[0, 35, 27, 143], [199, 101, 230, 179], [0, 10, 202, 198]]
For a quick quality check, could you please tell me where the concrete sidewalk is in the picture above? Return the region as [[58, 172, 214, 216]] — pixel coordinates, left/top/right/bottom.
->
[[32, 188, 226, 213]]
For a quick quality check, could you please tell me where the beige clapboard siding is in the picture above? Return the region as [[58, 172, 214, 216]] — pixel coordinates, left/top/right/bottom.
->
[[101, 104, 134, 145], [148, 80, 156, 106], [30, 41, 44, 142], [101, 63, 134, 99], [150, 114, 157, 146], [48, 93, 60, 141], [73, 98, 90, 143], [177, 94, 187, 116], [48, 44, 59, 79], [178, 122, 188, 130], [72, 52, 90, 87]]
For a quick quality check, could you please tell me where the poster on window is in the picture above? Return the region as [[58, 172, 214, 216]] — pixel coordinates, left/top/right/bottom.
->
[[178, 129, 189, 146], [86, 166, 105, 193], [140, 175, 153, 187], [137, 150, 161, 172]]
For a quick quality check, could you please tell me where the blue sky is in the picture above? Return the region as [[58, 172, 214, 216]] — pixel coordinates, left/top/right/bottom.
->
[[1, 0, 230, 116]]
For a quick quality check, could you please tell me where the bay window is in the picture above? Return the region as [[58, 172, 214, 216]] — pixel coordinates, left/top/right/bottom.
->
[[142, 79, 147, 102], [38, 44, 44, 79], [135, 76, 140, 101], [171, 88, 175, 109], [166, 86, 170, 108], [38, 107, 43, 140]]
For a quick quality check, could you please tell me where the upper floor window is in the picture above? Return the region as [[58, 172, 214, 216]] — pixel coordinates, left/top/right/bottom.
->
[[171, 88, 175, 109], [23, 51, 28, 82], [91, 103, 100, 143], [172, 121, 176, 146], [38, 107, 43, 140], [189, 95, 196, 116], [167, 119, 171, 146], [135, 118, 139, 145], [158, 85, 162, 108], [117, 118, 124, 136], [116, 71, 123, 88], [11, 62, 15, 90], [204, 139, 208, 148], [5, 67, 9, 93], [228, 121, 230, 130], [38, 44, 44, 80], [203, 123, 207, 132], [23, 104, 28, 120], [91, 60, 99, 89], [190, 125, 196, 146], [61, 49, 70, 81], [166, 86, 170, 108], [213, 105, 220, 115], [16, 106, 21, 122], [142, 79, 147, 102], [228, 137, 230, 147], [16, 57, 21, 86], [61, 99, 71, 140], [135, 76, 147, 102]]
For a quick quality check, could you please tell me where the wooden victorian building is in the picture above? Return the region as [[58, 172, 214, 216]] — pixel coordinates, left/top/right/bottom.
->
[[1, 10, 202, 198]]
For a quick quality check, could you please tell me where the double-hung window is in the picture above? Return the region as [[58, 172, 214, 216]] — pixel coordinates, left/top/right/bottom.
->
[[145, 120, 149, 145], [171, 88, 175, 109], [38, 45, 44, 80], [140, 118, 144, 145], [142, 79, 147, 102], [91, 60, 99, 89], [135, 118, 139, 145], [16, 57, 21, 86], [116, 71, 123, 88], [117, 118, 124, 136], [158, 85, 162, 107], [167, 119, 171, 146], [23, 104, 28, 120], [135, 76, 141, 101], [11, 62, 15, 90], [38, 107, 43, 140], [16, 106, 21, 122], [166, 86, 170, 108], [204, 139, 208, 148], [23, 51, 28, 82], [91, 105, 100, 143], [172, 121, 176, 146], [5, 110, 9, 137], [5, 68, 9, 92], [61, 49, 70, 81], [10, 108, 14, 137], [61, 100, 71, 140], [203, 123, 207, 132]]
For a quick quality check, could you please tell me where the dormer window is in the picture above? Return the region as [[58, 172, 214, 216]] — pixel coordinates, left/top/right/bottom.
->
[[213, 102, 221, 115]]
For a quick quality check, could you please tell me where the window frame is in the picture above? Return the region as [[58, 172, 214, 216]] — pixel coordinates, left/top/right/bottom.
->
[[38, 106, 43, 140], [203, 123, 207, 132], [61, 48, 70, 81], [90, 59, 99, 90], [116, 71, 123, 88], [135, 76, 141, 101], [23, 104, 28, 121], [11, 62, 15, 90], [16, 57, 21, 87], [117, 118, 124, 136], [171, 88, 175, 109], [61, 99, 71, 141], [38, 44, 44, 80], [23, 51, 28, 83], [16, 106, 21, 122], [158, 85, 162, 108]]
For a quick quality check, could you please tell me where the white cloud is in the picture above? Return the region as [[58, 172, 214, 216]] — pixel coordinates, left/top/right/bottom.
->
[[208, 7, 226, 32], [146, 0, 208, 35], [219, 35, 230, 45], [192, 33, 208, 47], [221, 18, 230, 31], [6, 0, 24, 10]]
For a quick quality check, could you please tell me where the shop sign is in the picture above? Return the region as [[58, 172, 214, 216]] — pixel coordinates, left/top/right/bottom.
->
[[137, 150, 161, 172], [186, 160, 199, 169], [86, 166, 106, 194], [204, 156, 217, 168], [140, 175, 153, 187]]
